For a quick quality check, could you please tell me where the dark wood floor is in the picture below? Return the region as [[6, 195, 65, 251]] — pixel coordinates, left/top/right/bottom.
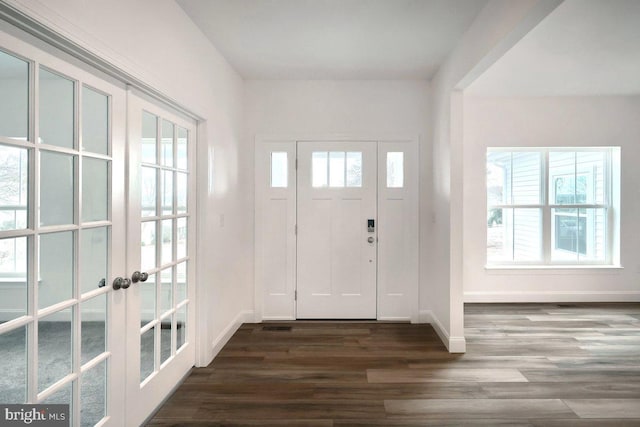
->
[[148, 303, 640, 426]]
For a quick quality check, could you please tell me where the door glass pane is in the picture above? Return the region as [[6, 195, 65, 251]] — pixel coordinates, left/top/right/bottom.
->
[[141, 166, 157, 217], [176, 173, 187, 215], [177, 305, 187, 351], [81, 359, 106, 427], [0, 145, 28, 230], [39, 231, 74, 309], [82, 86, 108, 155], [312, 152, 328, 187], [80, 227, 108, 295], [81, 294, 106, 365], [40, 151, 74, 226], [329, 152, 345, 187], [162, 170, 173, 216], [140, 326, 155, 382], [39, 68, 74, 148], [41, 381, 72, 406], [160, 267, 172, 315], [271, 152, 287, 188], [82, 157, 108, 222], [161, 219, 172, 266], [346, 152, 362, 187], [177, 217, 187, 260], [387, 152, 404, 188], [39, 309, 72, 392], [141, 111, 157, 164], [141, 221, 156, 272], [176, 262, 186, 304], [0, 236, 27, 322], [177, 127, 187, 170], [140, 273, 156, 327], [0, 50, 29, 140], [161, 120, 174, 167], [0, 326, 26, 403], [160, 314, 172, 365]]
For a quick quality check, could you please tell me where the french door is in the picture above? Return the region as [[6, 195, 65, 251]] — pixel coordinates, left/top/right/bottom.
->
[[0, 32, 127, 426], [125, 93, 197, 426], [296, 141, 377, 319]]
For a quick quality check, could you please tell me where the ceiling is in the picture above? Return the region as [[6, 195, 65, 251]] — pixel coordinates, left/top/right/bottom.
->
[[468, 0, 640, 96], [177, 0, 487, 80]]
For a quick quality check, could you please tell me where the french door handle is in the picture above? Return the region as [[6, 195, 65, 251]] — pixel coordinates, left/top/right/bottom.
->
[[131, 271, 149, 283], [112, 277, 131, 290]]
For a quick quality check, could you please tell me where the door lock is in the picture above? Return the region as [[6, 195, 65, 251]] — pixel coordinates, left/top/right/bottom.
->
[[131, 271, 149, 283], [367, 236, 375, 244]]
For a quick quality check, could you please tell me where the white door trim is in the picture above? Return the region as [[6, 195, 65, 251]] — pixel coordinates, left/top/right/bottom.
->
[[254, 134, 420, 322]]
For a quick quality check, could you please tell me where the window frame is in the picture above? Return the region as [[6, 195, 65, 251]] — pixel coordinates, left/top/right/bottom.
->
[[486, 146, 617, 267]]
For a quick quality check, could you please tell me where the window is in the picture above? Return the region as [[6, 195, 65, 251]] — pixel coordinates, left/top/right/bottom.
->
[[487, 147, 619, 265], [270, 152, 288, 188], [386, 152, 404, 188], [312, 151, 362, 188]]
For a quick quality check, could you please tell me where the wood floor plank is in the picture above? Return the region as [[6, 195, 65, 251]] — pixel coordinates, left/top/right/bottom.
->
[[367, 368, 528, 383], [563, 399, 640, 418]]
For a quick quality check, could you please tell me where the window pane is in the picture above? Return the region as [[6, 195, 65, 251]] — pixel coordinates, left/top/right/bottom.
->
[[0, 50, 29, 140], [0, 237, 27, 322], [579, 208, 607, 262], [386, 152, 403, 188], [271, 152, 288, 188], [0, 145, 28, 231], [161, 120, 174, 167], [513, 208, 542, 261], [486, 151, 511, 205], [312, 152, 328, 188], [82, 86, 108, 155], [512, 152, 541, 204], [346, 152, 362, 187], [0, 326, 27, 403], [329, 151, 345, 187], [39, 231, 74, 309], [82, 157, 108, 222], [142, 112, 157, 164], [487, 208, 509, 263], [40, 151, 75, 226], [549, 152, 576, 205], [176, 127, 188, 170], [552, 208, 579, 262], [578, 151, 606, 205], [39, 68, 74, 148]]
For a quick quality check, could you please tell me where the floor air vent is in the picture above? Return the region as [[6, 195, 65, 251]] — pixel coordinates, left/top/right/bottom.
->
[[262, 325, 292, 332]]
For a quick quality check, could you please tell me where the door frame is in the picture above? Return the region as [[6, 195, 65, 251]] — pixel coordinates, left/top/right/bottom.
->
[[254, 134, 419, 322]]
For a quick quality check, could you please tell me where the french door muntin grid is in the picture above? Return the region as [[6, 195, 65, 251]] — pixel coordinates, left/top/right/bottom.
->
[[0, 46, 113, 425], [139, 110, 190, 385], [487, 147, 612, 264]]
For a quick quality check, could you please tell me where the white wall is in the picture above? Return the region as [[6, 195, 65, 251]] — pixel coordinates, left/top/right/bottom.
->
[[8, 0, 251, 365], [245, 79, 430, 318], [427, 0, 562, 352], [463, 95, 640, 301]]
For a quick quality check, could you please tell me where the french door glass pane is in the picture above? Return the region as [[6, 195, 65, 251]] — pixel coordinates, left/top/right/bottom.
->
[[0, 145, 28, 231], [160, 267, 172, 315], [39, 68, 74, 149], [177, 217, 187, 259], [141, 166, 157, 217], [40, 151, 74, 226], [38, 231, 74, 309], [141, 221, 157, 272], [0, 50, 29, 140], [140, 326, 155, 382], [82, 86, 109, 155], [80, 359, 106, 427], [0, 325, 26, 403], [161, 120, 174, 167], [162, 170, 173, 216], [176, 127, 188, 170], [80, 227, 108, 295], [41, 381, 72, 406], [38, 309, 72, 392], [140, 273, 156, 327], [176, 173, 187, 214], [176, 262, 186, 304], [82, 157, 108, 222], [81, 294, 106, 365], [161, 219, 173, 266], [141, 111, 157, 164], [177, 305, 187, 351], [160, 314, 172, 365], [0, 236, 27, 322]]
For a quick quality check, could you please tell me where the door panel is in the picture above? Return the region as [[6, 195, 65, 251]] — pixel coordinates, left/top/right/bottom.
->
[[296, 142, 377, 319]]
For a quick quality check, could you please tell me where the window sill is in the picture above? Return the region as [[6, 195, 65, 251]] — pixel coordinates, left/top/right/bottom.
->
[[484, 264, 624, 275]]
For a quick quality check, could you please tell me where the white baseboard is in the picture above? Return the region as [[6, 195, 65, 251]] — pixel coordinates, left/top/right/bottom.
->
[[418, 310, 466, 353], [465, 291, 640, 303], [210, 309, 254, 361]]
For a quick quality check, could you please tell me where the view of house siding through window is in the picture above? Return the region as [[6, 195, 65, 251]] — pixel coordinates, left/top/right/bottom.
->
[[486, 148, 619, 265]]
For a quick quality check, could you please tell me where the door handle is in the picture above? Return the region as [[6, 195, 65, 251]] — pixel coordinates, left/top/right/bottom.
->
[[112, 277, 131, 290], [131, 271, 149, 283], [367, 236, 375, 243]]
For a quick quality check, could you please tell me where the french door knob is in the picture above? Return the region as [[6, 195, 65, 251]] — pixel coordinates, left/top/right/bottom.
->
[[112, 277, 132, 290], [131, 271, 149, 283]]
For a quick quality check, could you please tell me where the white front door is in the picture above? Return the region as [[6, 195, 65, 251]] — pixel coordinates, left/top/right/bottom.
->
[[296, 142, 377, 319], [125, 93, 197, 426], [0, 33, 126, 426]]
